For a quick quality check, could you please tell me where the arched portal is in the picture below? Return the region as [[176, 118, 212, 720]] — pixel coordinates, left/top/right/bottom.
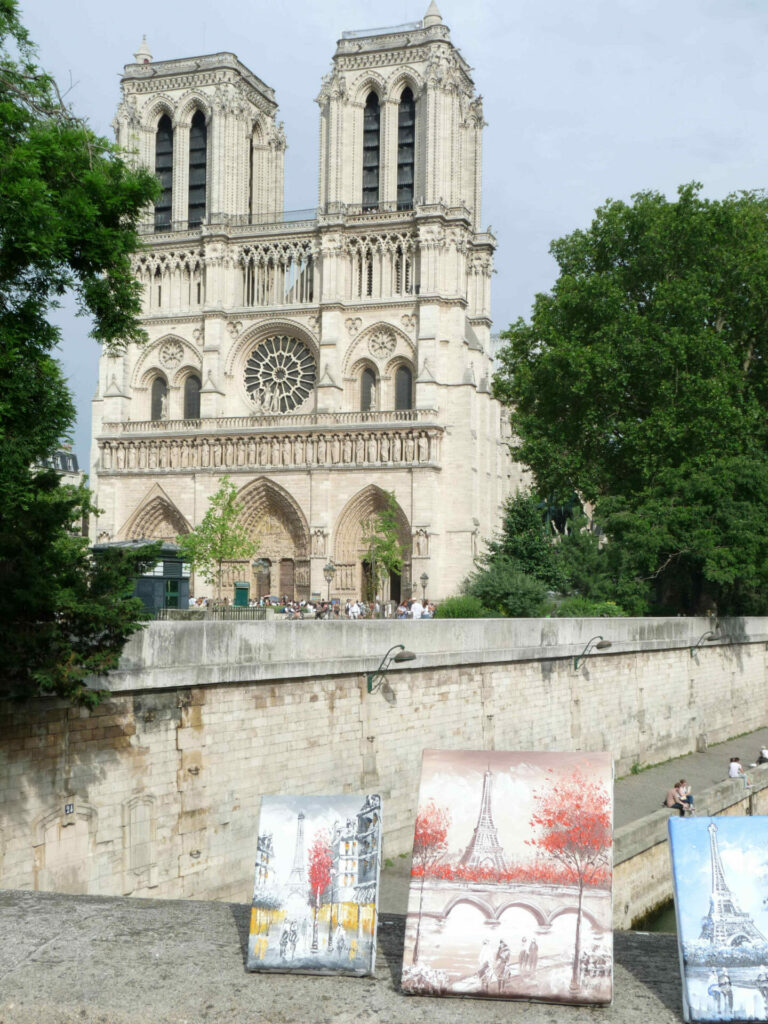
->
[[235, 478, 310, 601], [118, 484, 190, 542], [333, 485, 411, 601]]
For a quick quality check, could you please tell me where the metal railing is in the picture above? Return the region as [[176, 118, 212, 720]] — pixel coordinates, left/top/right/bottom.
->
[[156, 606, 267, 621]]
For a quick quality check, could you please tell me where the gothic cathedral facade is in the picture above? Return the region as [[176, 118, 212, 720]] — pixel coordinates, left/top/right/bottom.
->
[[90, 4, 521, 602]]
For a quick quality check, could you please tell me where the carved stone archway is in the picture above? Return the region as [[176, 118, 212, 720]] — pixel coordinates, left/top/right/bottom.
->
[[231, 477, 311, 600], [332, 485, 411, 600], [118, 484, 191, 541]]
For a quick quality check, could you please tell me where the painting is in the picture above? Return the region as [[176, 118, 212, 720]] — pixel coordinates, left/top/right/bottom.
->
[[669, 816, 768, 1021], [246, 794, 382, 975], [401, 749, 613, 1004]]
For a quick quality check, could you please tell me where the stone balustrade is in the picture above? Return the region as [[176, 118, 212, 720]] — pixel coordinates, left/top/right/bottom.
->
[[97, 425, 442, 473], [100, 408, 438, 434]]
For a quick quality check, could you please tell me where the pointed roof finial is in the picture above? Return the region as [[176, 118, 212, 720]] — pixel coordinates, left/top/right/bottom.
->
[[133, 36, 152, 64], [423, 1, 443, 27]]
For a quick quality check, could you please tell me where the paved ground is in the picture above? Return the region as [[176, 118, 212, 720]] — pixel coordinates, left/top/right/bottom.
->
[[0, 889, 681, 1024], [379, 725, 768, 915]]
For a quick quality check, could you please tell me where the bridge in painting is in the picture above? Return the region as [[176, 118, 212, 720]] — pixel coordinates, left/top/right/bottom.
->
[[413, 878, 611, 932]]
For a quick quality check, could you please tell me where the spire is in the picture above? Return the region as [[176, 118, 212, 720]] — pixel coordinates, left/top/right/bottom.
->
[[459, 770, 507, 872], [133, 36, 152, 64], [423, 1, 443, 27], [707, 823, 729, 895], [699, 821, 767, 946], [286, 811, 306, 893]]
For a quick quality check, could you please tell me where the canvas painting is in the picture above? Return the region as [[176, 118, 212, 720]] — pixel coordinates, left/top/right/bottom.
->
[[246, 794, 382, 975], [401, 749, 613, 1004], [669, 816, 768, 1022]]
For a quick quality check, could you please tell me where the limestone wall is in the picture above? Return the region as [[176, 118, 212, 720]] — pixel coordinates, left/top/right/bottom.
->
[[1, 617, 767, 908]]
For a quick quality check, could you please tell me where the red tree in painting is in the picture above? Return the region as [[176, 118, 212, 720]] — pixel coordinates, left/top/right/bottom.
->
[[411, 799, 450, 964], [528, 768, 612, 990], [307, 830, 333, 954]]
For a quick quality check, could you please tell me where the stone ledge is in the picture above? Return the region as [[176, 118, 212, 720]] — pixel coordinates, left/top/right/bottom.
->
[[0, 889, 682, 1024]]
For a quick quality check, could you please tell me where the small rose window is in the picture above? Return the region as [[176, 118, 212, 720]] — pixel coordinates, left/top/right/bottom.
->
[[245, 336, 316, 413]]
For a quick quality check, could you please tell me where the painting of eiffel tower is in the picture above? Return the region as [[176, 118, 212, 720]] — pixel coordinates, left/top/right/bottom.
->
[[285, 810, 306, 895], [668, 817, 768, 1023], [459, 769, 507, 872], [700, 823, 767, 947]]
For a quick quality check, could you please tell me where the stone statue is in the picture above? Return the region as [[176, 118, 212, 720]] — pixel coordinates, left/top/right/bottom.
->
[[367, 435, 377, 462], [331, 435, 341, 463], [393, 435, 402, 461], [355, 434, 365, 462], [343, 437, 353, 463], [418, 432, 429, 462], [102, 444, 112, 469], [405, 434, 415, 462], [415, 529, 428, 556], [318, 435, 327, 462], [115, 445, 125, 469], [160, 391, 168, 419], [282, 437, 291, 464], [380, 434, 390, 461]]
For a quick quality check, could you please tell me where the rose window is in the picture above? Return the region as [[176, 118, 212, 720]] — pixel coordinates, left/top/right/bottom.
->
[[244, 336, 316, 413]]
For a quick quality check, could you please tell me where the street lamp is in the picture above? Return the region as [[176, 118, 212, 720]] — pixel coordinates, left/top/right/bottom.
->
[[367, 644, 416, 696], [573, 635, 612, 671], [419, 572, 429, 602], [690, 630, 718, 658], [323, 559, 336, 602]]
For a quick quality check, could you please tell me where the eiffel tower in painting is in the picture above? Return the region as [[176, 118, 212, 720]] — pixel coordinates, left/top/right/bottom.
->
[[286, 810, 306, 894], [459, 770, 507, 872], [699, 822, 767, 946]]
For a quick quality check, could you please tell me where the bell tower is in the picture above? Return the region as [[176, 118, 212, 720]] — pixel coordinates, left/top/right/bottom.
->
[[316, 3, 485, 229]]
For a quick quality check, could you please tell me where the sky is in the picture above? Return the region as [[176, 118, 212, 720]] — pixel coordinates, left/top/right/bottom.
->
[[18, 0, 768, 464]]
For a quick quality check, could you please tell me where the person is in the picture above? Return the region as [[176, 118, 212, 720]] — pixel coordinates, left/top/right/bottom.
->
[[718, 969, 733, 1013], [527, 937, 539, 973], [676, 779, 695, 814], [757, 746, 768, 765], [707, 969, 721, 1012], [757, 965, 768, 1012], [519, 936, 529, 973], [729, 757, 751, 788], [664, 784, 687, 816], [494, 939, 511, 992], [411, 598, 424, 620]]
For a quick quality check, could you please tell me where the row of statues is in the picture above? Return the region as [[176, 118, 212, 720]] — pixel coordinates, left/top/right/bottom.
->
[[100, 430, 438, 471]]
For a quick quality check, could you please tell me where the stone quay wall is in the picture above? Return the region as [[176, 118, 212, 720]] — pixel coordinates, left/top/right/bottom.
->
[[1, 617, 767, 911]]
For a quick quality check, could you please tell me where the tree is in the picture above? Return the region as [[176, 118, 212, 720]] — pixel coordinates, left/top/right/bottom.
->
[[410, 799, 450, 965], [361, 492, 404, 609], [307, 830, 333, 954], [0, 1, 161, 704], [528, 769, 612, 990], [494, 183, 768, 615], [177, 476, 258, 600]]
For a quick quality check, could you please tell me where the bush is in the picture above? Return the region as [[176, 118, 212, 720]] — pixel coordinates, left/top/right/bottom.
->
[[552, 596, 627, 617], [464, 557, 549, 617], [433, 595, 493, 619]]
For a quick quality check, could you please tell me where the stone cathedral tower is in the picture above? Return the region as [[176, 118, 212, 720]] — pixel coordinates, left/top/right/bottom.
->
[[90, 6, 521, 603]]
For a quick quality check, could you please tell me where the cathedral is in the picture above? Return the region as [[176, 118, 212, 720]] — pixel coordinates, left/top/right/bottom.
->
[[89, 3, 520, 602]]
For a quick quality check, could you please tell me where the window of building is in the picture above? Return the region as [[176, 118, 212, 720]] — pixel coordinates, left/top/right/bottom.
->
[[184, 374, 201, 419], [188, 110, 207, 227], [361, 368, 376, 412], [362, 92, 380, 211], [395, 365, 413, 411], [397, 87, 415, 210], [151, 376, 168, 421], [154, 115, 173, 231]]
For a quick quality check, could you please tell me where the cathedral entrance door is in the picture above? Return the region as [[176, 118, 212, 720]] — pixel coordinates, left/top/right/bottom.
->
[[389, 568, 401, 605], [255, 559, 272, 599], [279, 558, 295, 601]]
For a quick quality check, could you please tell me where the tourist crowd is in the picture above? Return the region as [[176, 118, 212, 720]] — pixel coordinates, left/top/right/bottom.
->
[[187, 595, 438, 619]]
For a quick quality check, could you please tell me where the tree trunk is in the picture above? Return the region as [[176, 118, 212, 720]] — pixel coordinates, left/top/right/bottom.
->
[[311, 889, 319, 953], [570, 876, 585, 991], [412, 867, 426, 965]]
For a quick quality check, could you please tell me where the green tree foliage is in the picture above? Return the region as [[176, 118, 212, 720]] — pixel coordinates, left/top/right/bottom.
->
[[494, 184, 768, 615], [361, 492, 404, 607], [0, 478, 160, 706], [433, 595, 492, 619], [0, 1, 162, 704], [177, 477, 258, 599]]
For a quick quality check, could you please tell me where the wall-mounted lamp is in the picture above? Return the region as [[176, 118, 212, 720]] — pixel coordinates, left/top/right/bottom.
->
[[690, 631, 718, 657], [573, 635, 612, 670], [367, 644, 416, 696]]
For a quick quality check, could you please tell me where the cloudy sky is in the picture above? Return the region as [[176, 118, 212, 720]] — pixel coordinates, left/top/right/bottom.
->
[[19, 0, 768, 462]]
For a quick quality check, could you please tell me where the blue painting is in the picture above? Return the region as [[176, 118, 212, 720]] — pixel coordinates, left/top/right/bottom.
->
[[246, 794, 382, 976], [669, 817, 768, 1021]]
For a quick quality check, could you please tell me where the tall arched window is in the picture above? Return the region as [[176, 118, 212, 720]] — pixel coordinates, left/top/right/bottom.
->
[[184, 374, 201, 419], [362, 92, 380, 211], [397, 87, 415, 210], [154, 115, 173, 231], [151, 376, 168, 421], [188, 110, 207, 227], [395, 365, 413, 411], [361, 368, 377, 412]]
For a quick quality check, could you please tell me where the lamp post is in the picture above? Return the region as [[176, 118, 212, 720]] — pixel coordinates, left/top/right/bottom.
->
[[420, 572, 429, 602], [367, 644, 417, 696], [323, 560, 336, 602]]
